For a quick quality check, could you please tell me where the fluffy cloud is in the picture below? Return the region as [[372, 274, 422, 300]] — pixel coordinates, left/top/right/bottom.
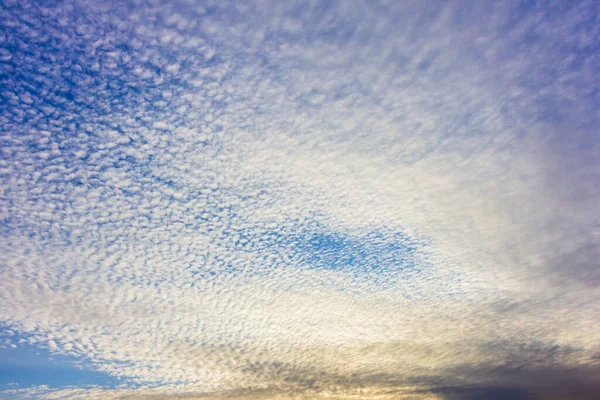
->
[[0, 0, 598, 399]]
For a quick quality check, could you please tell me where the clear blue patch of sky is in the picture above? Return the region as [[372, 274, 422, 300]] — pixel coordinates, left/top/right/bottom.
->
[[0, 327, 121, 391], [207, 217, 467, 299]]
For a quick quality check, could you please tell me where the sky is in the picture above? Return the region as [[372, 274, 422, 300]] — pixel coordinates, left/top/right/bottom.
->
[[0, 0, 599, 399]]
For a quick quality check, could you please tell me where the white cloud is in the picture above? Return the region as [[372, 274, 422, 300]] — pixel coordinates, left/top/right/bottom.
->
[[0, 0, 598, 399]]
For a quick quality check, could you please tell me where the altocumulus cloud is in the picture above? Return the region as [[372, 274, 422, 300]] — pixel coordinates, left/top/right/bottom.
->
[[0, 0, 599, 399]]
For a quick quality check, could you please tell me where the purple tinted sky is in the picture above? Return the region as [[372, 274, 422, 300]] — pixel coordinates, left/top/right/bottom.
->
[[0, 1, 599, 399]]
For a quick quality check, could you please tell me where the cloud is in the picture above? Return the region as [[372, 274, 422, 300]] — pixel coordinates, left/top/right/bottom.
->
[[0, 0, 599, 399]]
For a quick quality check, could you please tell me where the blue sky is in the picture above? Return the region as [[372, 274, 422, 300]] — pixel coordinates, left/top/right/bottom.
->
[[0, 341, 119, 390], [0, 1, 599, 399]]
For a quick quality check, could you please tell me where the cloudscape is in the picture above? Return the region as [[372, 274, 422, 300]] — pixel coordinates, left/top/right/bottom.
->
[[1, 1, 599, 399]]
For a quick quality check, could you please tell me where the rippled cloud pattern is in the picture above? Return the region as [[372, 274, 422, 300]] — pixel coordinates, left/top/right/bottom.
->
[[1, 1, 599, 399]]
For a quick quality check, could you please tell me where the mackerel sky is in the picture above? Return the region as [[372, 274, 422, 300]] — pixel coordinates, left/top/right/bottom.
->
[[0, 1, 599, 399]]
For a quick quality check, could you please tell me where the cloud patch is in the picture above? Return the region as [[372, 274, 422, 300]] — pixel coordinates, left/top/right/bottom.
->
[[0, 0, 599, 399]]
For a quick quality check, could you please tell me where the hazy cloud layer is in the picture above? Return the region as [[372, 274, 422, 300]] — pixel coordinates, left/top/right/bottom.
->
[[1, 0, 599, 399]]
